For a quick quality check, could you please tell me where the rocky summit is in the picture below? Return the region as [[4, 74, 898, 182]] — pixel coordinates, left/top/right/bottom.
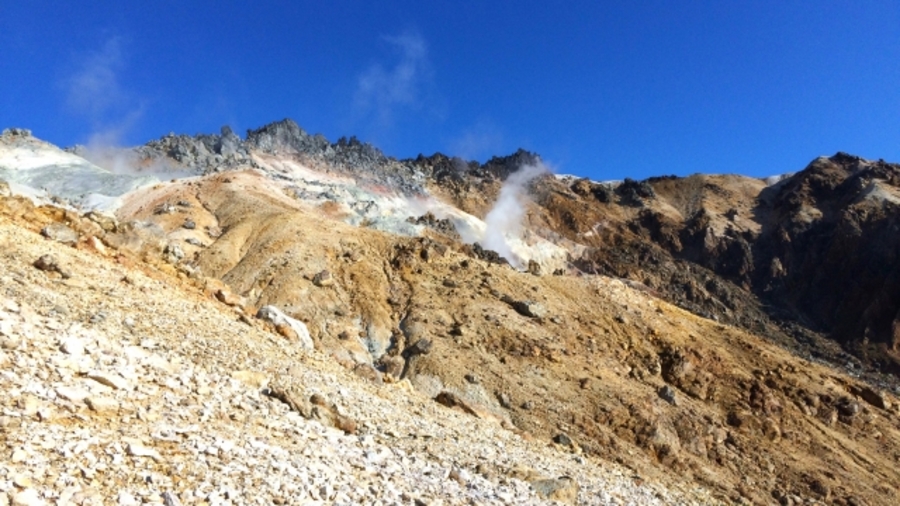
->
[[1, 122, 900, 505]]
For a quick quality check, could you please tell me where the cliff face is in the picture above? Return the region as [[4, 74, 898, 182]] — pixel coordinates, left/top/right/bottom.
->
[[497, 153, 900, 378], [753, 155, 900, 365]]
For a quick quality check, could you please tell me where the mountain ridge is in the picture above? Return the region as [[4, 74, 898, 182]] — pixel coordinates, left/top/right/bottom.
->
[[3, 121, 900, 504]]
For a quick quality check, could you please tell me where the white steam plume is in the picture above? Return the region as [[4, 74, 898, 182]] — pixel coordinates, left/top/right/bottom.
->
[[61, 38, 152, 171], [64, 38, 127, 121], [60, 38, 188, 180], [354, 31, 433, 128], [481, 162, 549, 268]]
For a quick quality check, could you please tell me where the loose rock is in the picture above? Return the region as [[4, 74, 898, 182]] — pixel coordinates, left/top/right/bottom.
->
[[41, 223, 78, 245]]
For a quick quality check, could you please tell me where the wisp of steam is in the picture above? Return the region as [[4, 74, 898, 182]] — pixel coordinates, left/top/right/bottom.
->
[[481, 162, 549, 268]]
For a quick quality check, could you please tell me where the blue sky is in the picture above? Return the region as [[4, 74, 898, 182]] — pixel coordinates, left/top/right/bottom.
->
[[1, 1, 898, 180]]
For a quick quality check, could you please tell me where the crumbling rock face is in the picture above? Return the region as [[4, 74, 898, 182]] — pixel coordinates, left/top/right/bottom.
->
[[525, 154, 900, 378], [750, 155, 900, 366]]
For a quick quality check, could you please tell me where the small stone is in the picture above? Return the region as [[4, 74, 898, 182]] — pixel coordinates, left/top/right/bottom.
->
[[13, 474, 34, 488], [1, 334, 19, 350], [406, 339, 432, 357], [11, 488, 45, 506], [11, 449, 28, 462], [552, 433, 573, 447], [510, 299, 547, 319], [162, 491, 183, 506], [214, 288, 243, 307], [352, 363, 383, 385], [84, 236, 108, 255], [56, 386, 89, 403], [163, 243, 184, 263], [230, 370, 269, 389], [85, 396, 119, 413], [33, 254, 70, 278], [256, 306, 314, 351], [117, 491, 138, 506], [377, 355, 405, 380], [659, 385, 678, 405], [36, 407, 54, 421], [182, 219, 196, 230], [531, 476, 579, 504], [19, 395, 40, 417], [464, 373, 479, 384], [85, 210, 118, 232], [59, 337, 85, 355], [857, 385, 892, 411], [87, 371, 129, 390], [41, 223, 79, 245], [836, 397, 861, 418], [126, 442, 162, 461], [313, 270, 334, 287]]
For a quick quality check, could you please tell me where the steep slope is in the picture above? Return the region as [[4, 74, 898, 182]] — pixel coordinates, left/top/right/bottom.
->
[[100, 163, 900, 504], [525, 154, 900, 380], [5, 123, 900, 504], [0, 188, 714, 505]]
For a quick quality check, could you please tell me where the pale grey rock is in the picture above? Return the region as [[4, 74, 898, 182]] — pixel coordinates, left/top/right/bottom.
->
[[56, 386, 89, 403], [87, 371, 129, 390], [20, 394, 40, 417], [255, 305, 314, 351], [163, 243, 184, 263], [41, 223, 78, 245], [162, 491, 183, 506], [11, 488, 45, 506], [59, 337, 85, 355], [126, 442, 162, 461], [85, 395, 118, 413], [117, 491, 138, 506]]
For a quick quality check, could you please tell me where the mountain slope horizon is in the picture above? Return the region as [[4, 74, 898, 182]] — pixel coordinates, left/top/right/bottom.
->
[[3, 121, 900, 504]]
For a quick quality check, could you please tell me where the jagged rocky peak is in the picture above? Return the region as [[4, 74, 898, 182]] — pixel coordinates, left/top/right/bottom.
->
[[482, 148, 542, 180], [0, 127, 33, 138], [407, 148, 544, 183], [246, 118, 316, 153]]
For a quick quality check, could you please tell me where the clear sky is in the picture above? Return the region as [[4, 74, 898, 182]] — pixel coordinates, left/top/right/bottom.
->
[[1, 1, 898, 180]]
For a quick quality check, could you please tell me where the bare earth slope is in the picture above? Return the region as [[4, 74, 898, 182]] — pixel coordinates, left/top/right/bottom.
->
[[0, 194, 717, 504], [104, 168, 900, 504], [3, 124, 900, 505]]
